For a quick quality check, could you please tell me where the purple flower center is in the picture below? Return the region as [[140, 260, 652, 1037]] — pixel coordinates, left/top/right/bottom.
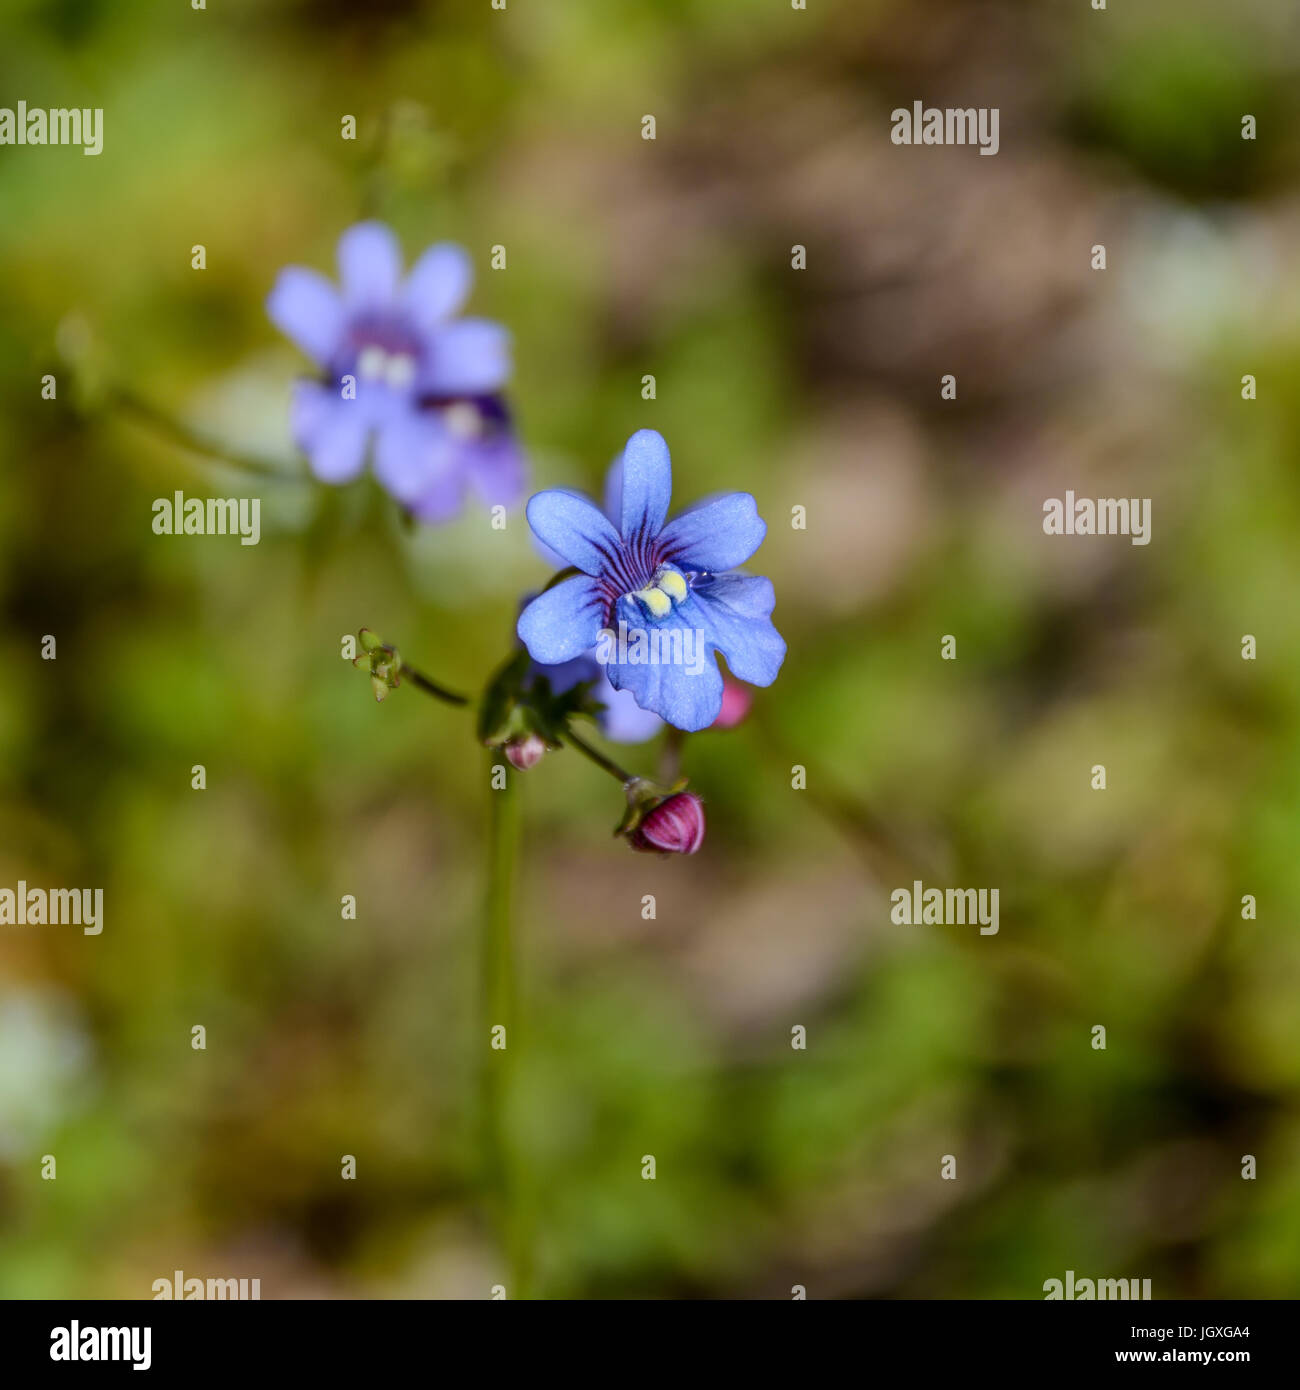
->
[[594, 542, 707, 627], [336, 313, 425, 391], [591, 526, 661, 612]]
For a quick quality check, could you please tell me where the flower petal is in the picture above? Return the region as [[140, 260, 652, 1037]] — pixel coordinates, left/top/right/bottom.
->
[[404, 242, 473, 331], [526, 488, 624, 576], [373, 410, 459, 506], [409, 467, 468, 524], [530, 533, 572, 571], [617, 428, 672, 540], [632, 792, 705, 855], [422, 319, 511, 396], [712, 676, 753, 730], [337, 221, 403, 307], [267, 268, 343, 366], [603, 596, 723, 732], [659, 492, 767, 573], [464, 428, 527, 509], [517, 575, 606, 665], [688, 574, 786, 687], [290, 381, 369, 484], [601, 456, 623, 524], [596, 677, 664, 743], [532, 652, 600, 697]]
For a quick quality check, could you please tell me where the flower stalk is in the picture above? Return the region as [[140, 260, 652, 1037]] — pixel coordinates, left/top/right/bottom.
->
[[106, 383, 303, 481], [399, 664, 470, 707], [482, 758, 530, 1296], [560, 725, 634, 784], [354, 621, 714, 1290], [353, 628, 468, 706]]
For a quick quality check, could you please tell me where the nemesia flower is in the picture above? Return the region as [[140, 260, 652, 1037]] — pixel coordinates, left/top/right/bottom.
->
[[526, 460, 664, 743], [528, 462, 748, 738], [517, 429, 785, 731], [267, 221, 524, 520], [513, 589, 663, 744]]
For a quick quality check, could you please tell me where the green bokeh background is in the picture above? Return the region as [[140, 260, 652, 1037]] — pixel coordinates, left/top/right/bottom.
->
[[1, 0, 1299, 1298]]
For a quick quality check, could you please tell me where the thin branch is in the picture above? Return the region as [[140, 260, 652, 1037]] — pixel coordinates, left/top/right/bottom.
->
[[107, 385, 305, 482], [401, 663, 471, 707], [561, 725, 634, 784]]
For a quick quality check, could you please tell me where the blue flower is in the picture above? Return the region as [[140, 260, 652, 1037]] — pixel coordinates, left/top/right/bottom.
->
[[267, 221, 524, 519], [525, 459, 665, 742], [373, 394, 525, 525], [517, 429, 786, 732]]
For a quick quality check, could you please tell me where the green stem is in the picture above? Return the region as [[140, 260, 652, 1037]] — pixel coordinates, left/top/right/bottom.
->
[[755, 710, 941, 883], [482, 758, 528, 1296], [107, 384, 305, 481], [562, 725, 634, 784], [659, 726, 686, 783], [401, 662, 470, 707]]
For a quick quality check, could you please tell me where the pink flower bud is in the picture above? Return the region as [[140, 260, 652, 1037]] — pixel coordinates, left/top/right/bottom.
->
[[504, 733, 547, 771], [629, 791, 706, 855], [712, 676, 753, 730]]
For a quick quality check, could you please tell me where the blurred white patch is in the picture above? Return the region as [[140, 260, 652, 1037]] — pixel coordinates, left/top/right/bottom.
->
[[394, 447, 562, 603], [0, 986, 93, 1160], [1122, 207, 1294, 360], [187, 354, 317, 535]]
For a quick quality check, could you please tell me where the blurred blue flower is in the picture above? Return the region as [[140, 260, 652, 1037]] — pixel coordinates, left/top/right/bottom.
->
[[517, 429, 785, 731], [267, 221, 524, 519]]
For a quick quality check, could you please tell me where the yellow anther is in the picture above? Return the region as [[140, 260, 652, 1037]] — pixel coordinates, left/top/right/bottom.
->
[[657, 569, 688, 603], [638, 587, 672, 618]]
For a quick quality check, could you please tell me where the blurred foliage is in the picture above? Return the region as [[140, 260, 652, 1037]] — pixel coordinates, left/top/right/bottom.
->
[[1, 0, 1300, 1299]]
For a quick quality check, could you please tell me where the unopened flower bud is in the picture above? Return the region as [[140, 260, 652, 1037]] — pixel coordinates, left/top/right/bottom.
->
[[628, 791, 706, 855], [712, 676, 753, 730], [504, 732, 547, 771]]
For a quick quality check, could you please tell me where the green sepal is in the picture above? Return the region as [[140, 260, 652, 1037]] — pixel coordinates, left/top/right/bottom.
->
[[477, 647, 606, 750], [355, 628, 403, 700], [477, 648, 533, 746]]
